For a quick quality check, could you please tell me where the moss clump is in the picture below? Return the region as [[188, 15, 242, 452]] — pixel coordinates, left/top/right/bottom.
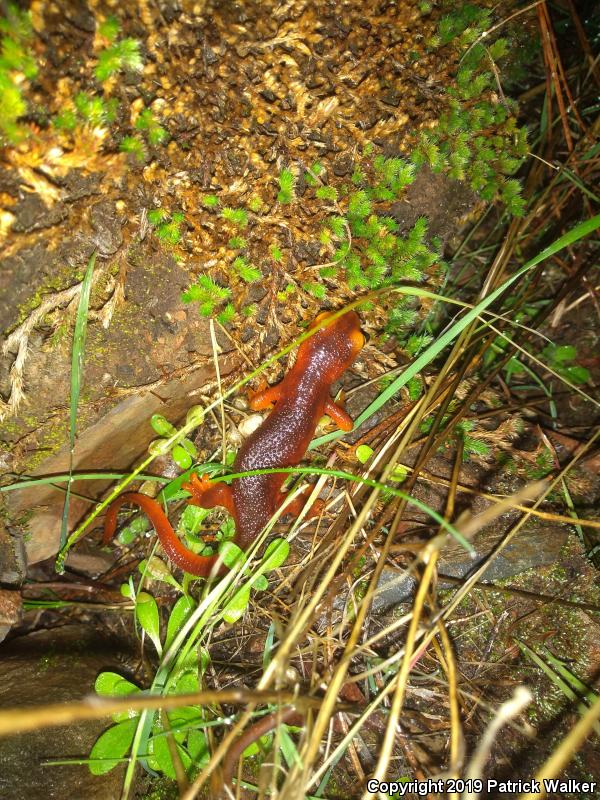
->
[[0, 3, 37, 144]]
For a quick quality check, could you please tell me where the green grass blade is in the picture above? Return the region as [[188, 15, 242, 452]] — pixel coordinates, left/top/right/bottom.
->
[[59, 252, 96, 550]]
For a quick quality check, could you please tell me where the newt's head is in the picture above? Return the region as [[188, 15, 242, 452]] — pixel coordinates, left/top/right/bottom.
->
[[297, 310, 364, 382]]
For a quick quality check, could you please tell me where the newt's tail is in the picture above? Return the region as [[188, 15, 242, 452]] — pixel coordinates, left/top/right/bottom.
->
[[102, 492, 221, 577]]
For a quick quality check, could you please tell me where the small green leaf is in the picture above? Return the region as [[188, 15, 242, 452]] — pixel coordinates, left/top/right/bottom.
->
[[89, 718, 138, 775], [171, 666, 200, 695], [222, 585, 251, 623], [172, 444, 193, 470], [150, 727, 191, 779], [95, 671, 141, 722], [551, 345, 577, 363], [260, 538, 289, 571], [188, 729, 210, 769], [148, 438, 171, 456], [136, 591, 162, 655], [139, 556, 182, 590], [95, 671, 140, 697], [356, 445, 374, 464], [252, 574, 268, 591], [563, 365, 590, 385], [180, 504, 210, 537], [242, 732, 272, 757], [219, 541, 245, 570], [150, 414, 177, 436], [186, 405, 205, 426], [165, 595, 196, 650], [202, 194, 219, 209], [391, 464, 408, 483], [180, 438, 198, 457]]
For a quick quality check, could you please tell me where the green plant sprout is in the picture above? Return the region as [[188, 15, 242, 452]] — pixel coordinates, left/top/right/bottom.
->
[[53, 92, 119, 131], [228, 235, 246, 250], [277, 168, 295, 203], [220, 207, 249, 228], [541, 344, 590, 386], [95, 35, 143, 82], [147, 209, 185, 246], [135, 107, 169, 146], [119, 135, 146, 162], [98, 15, 121, 44], [202, 194, 220, 210], [182, 274, 232, 318], [232, 256, 262, 283]]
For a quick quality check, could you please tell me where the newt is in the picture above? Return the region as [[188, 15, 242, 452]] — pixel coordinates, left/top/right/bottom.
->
[[102, 310, 364, 576]]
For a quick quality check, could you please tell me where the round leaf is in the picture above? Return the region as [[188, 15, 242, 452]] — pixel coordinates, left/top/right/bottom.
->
[[180, 437, 198, 457], [140, 556, 181, 589], [150, 729, 191, 779], [150, 414, 177, 436], [172, 444, 193, 470], [95, 671, 140, 697], [252, 574, 269, 592], [356, 444, 374, 464], [188, 729, 209, 769], [148, 437, 170, 455]]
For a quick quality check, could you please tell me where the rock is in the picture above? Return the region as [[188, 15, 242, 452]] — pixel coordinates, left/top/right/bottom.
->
[[0, 522, 26, 643], [2, 243, 240, 567], [0, 625, 134, 800], [89, 200, 123, 256], [12, 194, 68, 233]]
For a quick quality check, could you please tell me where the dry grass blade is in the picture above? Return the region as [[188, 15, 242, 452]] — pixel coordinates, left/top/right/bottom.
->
[[0, 689, 348, 738], [463, 686, 533, 798]]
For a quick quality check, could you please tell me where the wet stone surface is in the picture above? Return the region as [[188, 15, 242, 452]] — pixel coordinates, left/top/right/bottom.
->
[[0, 625, 135, 800]]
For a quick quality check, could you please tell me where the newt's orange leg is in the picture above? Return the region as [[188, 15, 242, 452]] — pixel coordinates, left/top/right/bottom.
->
[[323, 398, 354, 432], [183, 473, 236, 516], [248, 381, 284, 411]]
